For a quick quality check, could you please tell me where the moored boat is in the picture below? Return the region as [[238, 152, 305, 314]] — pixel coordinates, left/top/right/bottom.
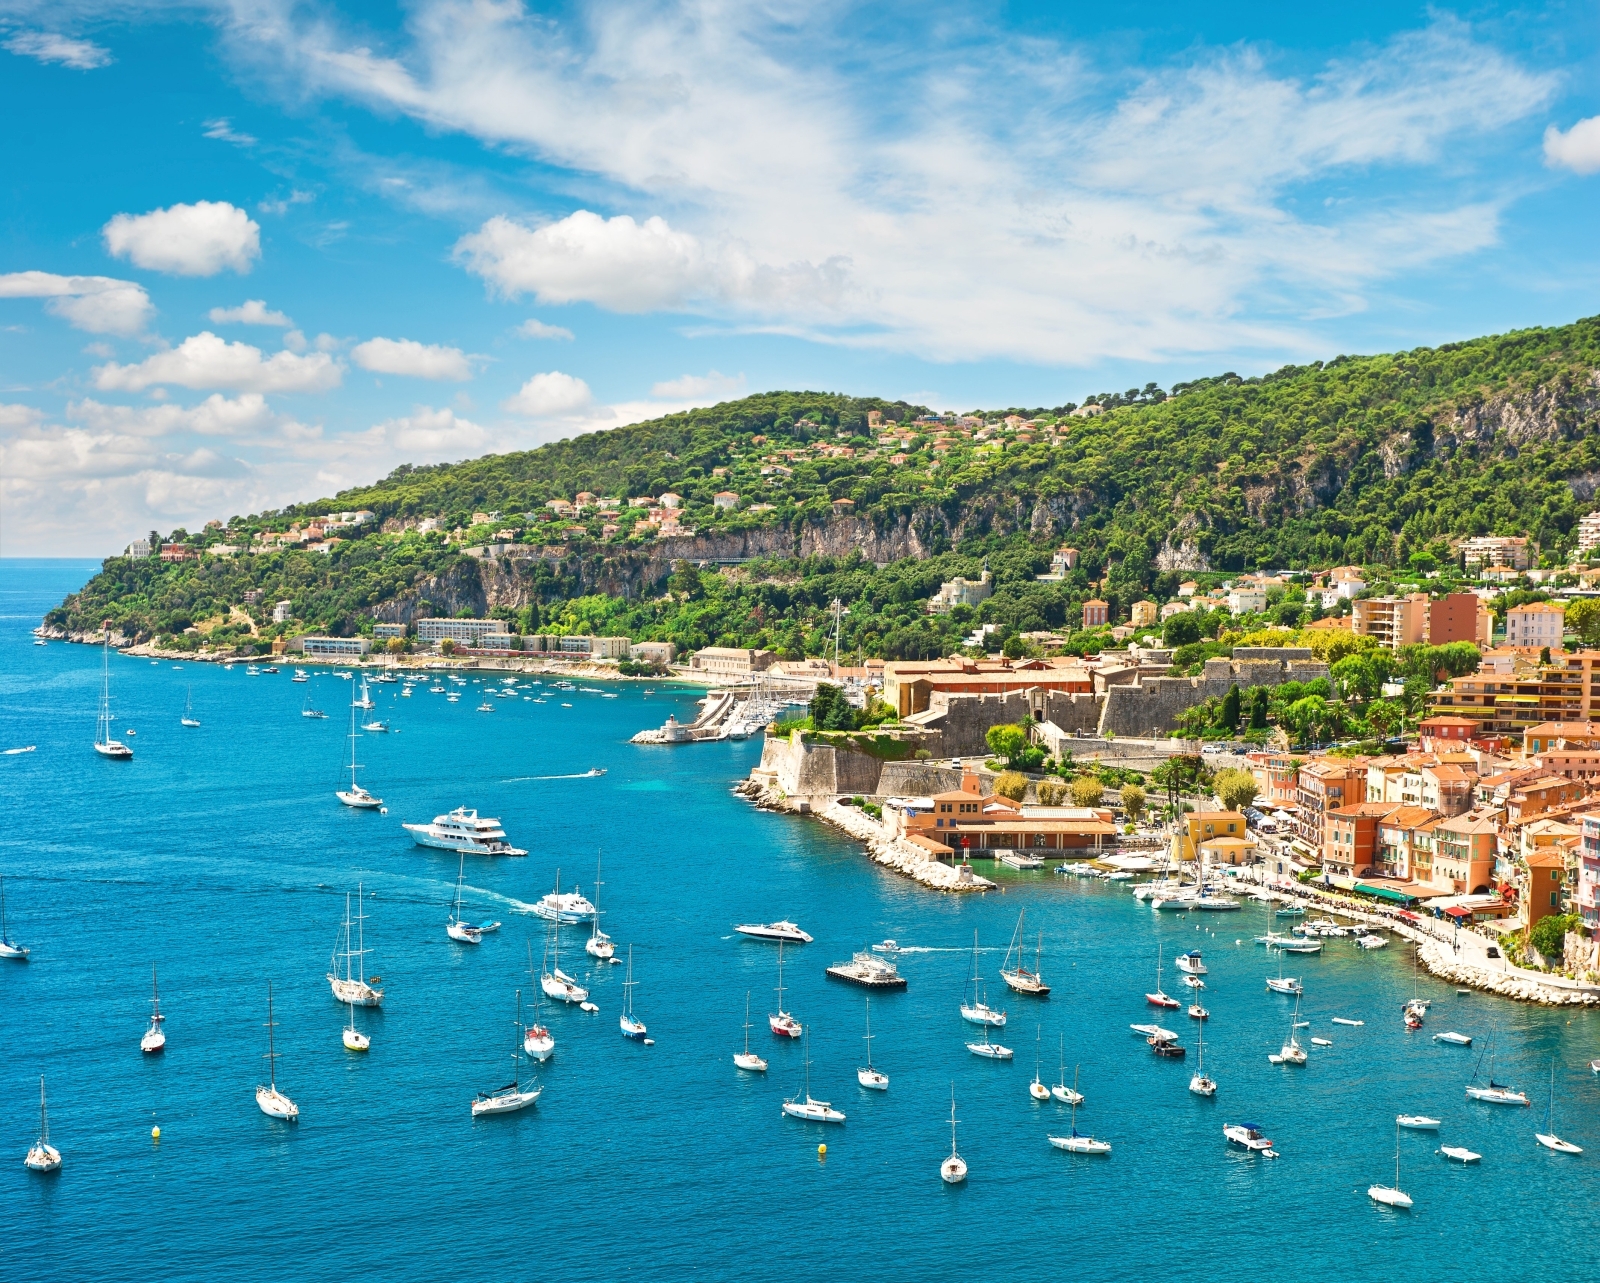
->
[[404, 807, 527, 856], [734, 920, 813, 943]]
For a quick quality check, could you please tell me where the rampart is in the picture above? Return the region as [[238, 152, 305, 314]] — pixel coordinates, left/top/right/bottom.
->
[[1099, 648, 1328, 736]]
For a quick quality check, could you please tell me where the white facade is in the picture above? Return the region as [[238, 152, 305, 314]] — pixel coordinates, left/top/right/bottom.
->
[[1505, 603, 1564, 649], [1578, 512, 1600, 557], [1227, 588, 1267, 615], [416, 618, 508, 645], [272, 600, 293, 623], [126, 539, 151, 558], [296, 636, 371, 657]]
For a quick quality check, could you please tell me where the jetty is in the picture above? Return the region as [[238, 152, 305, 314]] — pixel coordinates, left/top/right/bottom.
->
[[825, 952, 908, 989]]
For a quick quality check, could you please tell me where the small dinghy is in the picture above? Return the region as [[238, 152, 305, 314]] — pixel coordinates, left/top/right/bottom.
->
[[1433, 1031, 1471, 1046], [1438, 1145, 1481, 1163]]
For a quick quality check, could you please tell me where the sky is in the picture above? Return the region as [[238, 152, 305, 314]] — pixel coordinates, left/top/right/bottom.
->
[[1, 0, 1598, 557]]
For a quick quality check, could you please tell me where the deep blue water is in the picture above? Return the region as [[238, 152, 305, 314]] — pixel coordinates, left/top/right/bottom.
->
[[2, 557, 1599, 1281]]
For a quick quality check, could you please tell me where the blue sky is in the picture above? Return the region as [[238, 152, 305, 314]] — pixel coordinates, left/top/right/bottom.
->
[[1, 0, 1597, 555]]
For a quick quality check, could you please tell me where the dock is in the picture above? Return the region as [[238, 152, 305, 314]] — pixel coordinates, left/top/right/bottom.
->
[[825, 952, 908, 989]]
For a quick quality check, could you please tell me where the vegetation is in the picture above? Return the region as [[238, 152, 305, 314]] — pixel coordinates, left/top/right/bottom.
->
[[1213, 768, 1260, 812], [994, 771, 1028, 802], [1529, 912, 1580, 962]]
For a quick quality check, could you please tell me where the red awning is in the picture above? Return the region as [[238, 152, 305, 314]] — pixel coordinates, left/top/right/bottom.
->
[[1444, 906, 1472, 919], [1396, 910, 1420, 924]]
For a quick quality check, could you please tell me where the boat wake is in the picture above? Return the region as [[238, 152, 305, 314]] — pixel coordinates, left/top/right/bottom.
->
[[502, 770, 607, 782], [2, 746, 37, 755]]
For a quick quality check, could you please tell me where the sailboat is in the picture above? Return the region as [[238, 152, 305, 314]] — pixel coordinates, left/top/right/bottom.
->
[[1269, 993, 1309, 1065], [585, 850, 615, 961], [328, 885, 384, 1005], [523, 942, 555, 1060], [940, 1087, 967, 1183], [354, 678, 375, 710], [1145, 945, 1180, 1008], [1052, 1033, 1083, 1103], [141, 964, 166, 1053], [966, 1018, 1014, 1059], [447, 855, 484, 944], [23, 1077, 61, 1172], [181, 686, 201, 728], [1029, 1026, 1050, 1100], [342, 991, 370, 1051], [0, 878, 29, 959], [1048, 1066, 1110, 1153], [960, 931, 1007, 1026], [93, 629, 133, 758], [781, 1028, 846, 1122], [540, 879, 589, 1004], [301, 691, 328, 719], [1368, 1118, 1414, 1208], [1465, 1028, 1529, 1105], [734, 990, 769, 1072], [1265, 946, 1302, 995], [255, 982, 299, 1120], [1403, 947, 1428, 1029], [336, 698, 382, 808], [620, 945, 648, 1041], [768, 940, 802, 1037], [1535, 1059, 1583, 1152], [471, 990, 543, 1116], [1189, 1016, 1216, 1096], [999, 911, 1050, 996], [857, 997, 888, 1089]]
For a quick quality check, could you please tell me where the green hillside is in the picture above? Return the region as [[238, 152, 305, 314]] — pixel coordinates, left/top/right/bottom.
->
[[48, 315, 1600, 659]]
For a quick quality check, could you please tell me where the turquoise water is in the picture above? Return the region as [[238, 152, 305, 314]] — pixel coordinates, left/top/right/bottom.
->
[[2, 557, 1598, 1280]]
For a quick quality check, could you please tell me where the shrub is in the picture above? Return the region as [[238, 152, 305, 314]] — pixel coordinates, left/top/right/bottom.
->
[[1037, 780, 1066, 806], [1120, 783, 1146, 821], [1529, 913, 1579, 962], [1214, 767, 1259, 812], [1069, 776, 1104, 807], [994, 771, 1028, 801]]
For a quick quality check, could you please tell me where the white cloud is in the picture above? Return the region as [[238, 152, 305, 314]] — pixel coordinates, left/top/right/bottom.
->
[[0, 403, 45, 429], [93, 332, 343, 393], [0, 270, 152, 336], [1544, 117, 1600, 176], [241, 3, 1558, 364], [259, 189, 316, 216], [351, 336, 473, 380], [357, 406, 491, 457], [515, 318, 574, 341], [502, 371, 593, 417], [650, 370, 744, 400], [4, 32, 111, 70], [209, 299, 294, 327], [67, 394, 286, 438], [103, 201, 262, 276], [203, 118, 257, 146]]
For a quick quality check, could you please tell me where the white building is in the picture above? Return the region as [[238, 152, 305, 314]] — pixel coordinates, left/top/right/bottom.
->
[[1227, 588, 1267, 615], [1578, 512, 1600, 558], [272, 600, 293, 624], [928, 569, 993, 614], [126, 539, 152, 558], [1505, 602, 1565, 650], [294, 636, 371, 657], [415, 618, 509, 646]]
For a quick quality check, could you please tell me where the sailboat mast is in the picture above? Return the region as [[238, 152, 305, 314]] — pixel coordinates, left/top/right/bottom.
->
[[266, 982, 277, 1091], [357, 882, 366, 985], [39, 1076, 48, 1146], [864, 997, 873, 1069]]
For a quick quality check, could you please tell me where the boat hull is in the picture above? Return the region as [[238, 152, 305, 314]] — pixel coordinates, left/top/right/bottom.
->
[[1368, 1185, 1412, 1208], [781, 1099, 845, 1123], [24, 1143, 61, 1172], [769, 1014, 802, 1038], [542, 973, 588, 1003], [734, 1053, 768, 1072], [93, 741, 133, 759], [328, 976, 384, 1007], [524, 1031, 555, 1061], [941, 1156, 968, 1182], [859, 1069, 889, 1090], [337, 790, 383, 809], [960, 1005, 1007, 1027], [472, 1087, 542, 1116], [256, 1086, 299, 1120], [1049, 1135, 1110, 1154], [1535, 1133, 1583, 1153], [966, 1042, 1014, 1059], [403, 826, 527, 857], [999, 970, 1050, 996], [141, 1029, 165, 1053]]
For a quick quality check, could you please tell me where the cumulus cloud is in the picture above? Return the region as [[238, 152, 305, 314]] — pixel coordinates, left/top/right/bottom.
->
[[93, 332, 342, 393], [515, 318, 574, 341], [68, 393, 286, 438], [357, 406, 490, 456], [209, 299, 294, 327], [501, 371, 593, 417], [0, 270, 152, 336], [4, 32, 112, 69], [650, 370, 744, 400], [103, 201, 262, 276], [0, 403, 46, 429], [351, 336, 473, 380], [1544, 117, 1600, 175]]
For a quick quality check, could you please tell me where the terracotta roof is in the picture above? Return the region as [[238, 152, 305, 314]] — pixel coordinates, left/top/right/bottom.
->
[[1377, 806, 1440, 829]]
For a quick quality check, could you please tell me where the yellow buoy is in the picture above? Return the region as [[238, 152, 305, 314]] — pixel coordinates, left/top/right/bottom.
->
[[817, 1143, 826, 1156], [151, 1126, 161, 1139]]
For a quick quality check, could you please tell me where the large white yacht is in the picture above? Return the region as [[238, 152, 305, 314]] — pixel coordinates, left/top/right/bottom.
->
[[532, 886, 598, 923], [402, 808, 528, 856]]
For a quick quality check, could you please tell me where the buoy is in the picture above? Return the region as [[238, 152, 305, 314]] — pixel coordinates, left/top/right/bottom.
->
[[817, 1143, 826, 1156], [151, 1126, 160, 1139]]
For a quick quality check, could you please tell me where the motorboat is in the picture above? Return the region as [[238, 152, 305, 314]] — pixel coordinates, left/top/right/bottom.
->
[[1224, 1123, 1277, 1156], [1174, 950, 1207, 975], [1356, 934, 1387, 949], [446, 856, 484, 945], [941, 1090, 967, 1182], [327, 885, 384, 1006], [781, 1030, 845, 1123], [141, 964, 166, 1053], [1310, 1036, 1332, 1047], [403, 807, 528, 856], [1131, 1023, 1177, 1042], [533, 884, 599, 924], [255, 983, 299, 1121], [1194, 890, 1241, 911], [871, 939, 900, 953], [619, 946, 648, 1041], [769, 940, 802, 1037], [1332, 1017, 1364, 1027], [1438, 1145, 1481, 1163], [1182, 975, 1205, 989], [472, 992, 543, 1117], [1188, 1003, 1209, 1020], [734, 920, 813, 943], [999, 910, 1050, 996], [1279, 942, 1322, 955], [23, 1077, 61, 1172], [1151, 1037, 1186, 1058], [1397, 1115, 1440, 1130], [734, 990, 767, 1072], [1433, 1031, 1472, 1046], [93, 632, 133, 758], [857, 997, 889, 1090], [1368, 1119, 1413, 1209]]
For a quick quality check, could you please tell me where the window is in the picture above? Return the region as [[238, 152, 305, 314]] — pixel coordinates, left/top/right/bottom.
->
[[1551, 892, 1560, 908]]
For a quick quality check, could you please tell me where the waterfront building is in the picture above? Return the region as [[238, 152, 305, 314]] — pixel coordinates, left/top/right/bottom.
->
[[887, 772, 1117, 856], [1294, 757, 1369, 849], [690, 647, 775, 676], [416, 618, 511, 647], [1322, 802, 1403, 880], [1374, 808, 1441, 882], [1171, 811, 1251, 864], [1523, 849, 1572, 932], [630, 641, 677, 666], [882, 657, 1092, 718], [1578, 814, 1600, 930], [1247, 750, 1301, 810], [373, 623, 406, 639], [1432, 809, 1500, 894], [294, 636, 371, 658]]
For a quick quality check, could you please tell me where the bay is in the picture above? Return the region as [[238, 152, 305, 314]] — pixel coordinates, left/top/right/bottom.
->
[[2, 558, 1598, 1280]]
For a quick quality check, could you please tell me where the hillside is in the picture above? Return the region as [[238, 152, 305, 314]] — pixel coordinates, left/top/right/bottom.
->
[[47, 315, 1600, 659]]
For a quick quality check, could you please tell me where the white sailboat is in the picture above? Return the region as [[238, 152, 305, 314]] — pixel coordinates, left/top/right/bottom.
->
[[1048, 1066, 1110, 1153], [768, 940, 802, 1038], [522, 942, 555, 1060], [1052, 1033, 1083, 1103], [1189, 1016, 1216, 1096], [255, 982, 299, 1120], [336, 697, 382, 808], [1269, 993, 1309, 1065], [540, 881, 589, 1003], [781, 1028, 846, 1123], [141, 963, 166, 1053], [1029, 1026, 1050, 1100], [1265, 946, 1302, 995], [181, 685, 201, 728], [1368, 1118, 1414, 1208], [354, 678, 375, 709], [447, 855, 483, 944], [960, 931, 1007, 1026], [93, 629, 133, 759], [620, 945, 648, 1041], [966, 1020, 1014, 1059], [342, 991, 370, 1051], [940, 1087, 967, 1183], [0, 878, 29, 959], [1465, 1029, 1529, 1105], [585, 850, 615, 961], [1535, 1059, 1583, 1153], [328, 885, 384, 1005], [999, 911, 1050, 996], [471, 991, 543, 1116], [735, 990, 768, 1072], [857, 997, 888, 1090], [23, 1076, 61, 1172]]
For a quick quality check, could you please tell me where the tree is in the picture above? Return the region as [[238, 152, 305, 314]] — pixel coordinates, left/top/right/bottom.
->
[[1214, 767, 1259, 812], [1219, 683, 1241, 731], [1248, 686, 1270, 730], [809, 682, 858, 731], [1529, 912, 1578, 961], [1162, 611, 1202, 647], [1001, 633, 1025, 659], [1567, 598, 1600, 646], [1120, 783, 1146, 820], [1069, 775, 1104, 807], [386, 637, 406, 655], [1330, 652, 1391, 703], [439, 638, 456, 656], [994, 771, 1028, 801], [985, 723, 1030, 764], [1037, 779, 1067, 806]]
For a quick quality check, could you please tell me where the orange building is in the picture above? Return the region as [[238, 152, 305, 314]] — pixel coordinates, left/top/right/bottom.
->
[[1083, 599, 1108, 629], [1524, 850, 1569, 930], [893, 772, 1117, 857]]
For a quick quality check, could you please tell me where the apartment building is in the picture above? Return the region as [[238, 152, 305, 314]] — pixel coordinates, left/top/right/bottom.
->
[[1428, 651, 1600, 736], [293, 636, 371, 657], [1352, 593, 1428, 649], [1579, 814, 1600, 930], [1374, 808, 1440, 882], [1460, 535, 1532, 572], [1578, 512, 1600, 558], [1426, 592, 1493, 646], [1322, 802, 1402, 879], [1295, 757, 1369, 849], [1432, 809, 1500, 894], [1505, 601, 1564, 651]]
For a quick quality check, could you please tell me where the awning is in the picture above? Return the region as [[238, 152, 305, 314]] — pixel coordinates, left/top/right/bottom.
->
[[1444, 906, 1473, 919], [1355, 882, 1418, 905], [1395, 910, 1421, 923]]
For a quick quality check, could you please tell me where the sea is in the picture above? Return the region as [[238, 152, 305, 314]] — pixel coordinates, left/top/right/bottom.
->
[[2, 557, 1598, 1281]]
